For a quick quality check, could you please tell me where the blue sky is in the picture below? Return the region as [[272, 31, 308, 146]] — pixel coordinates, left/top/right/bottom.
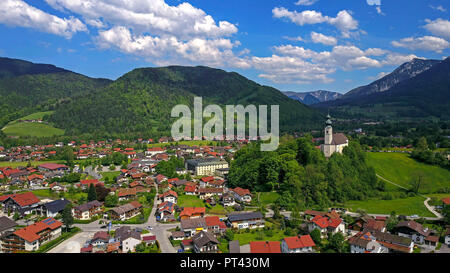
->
[[0, 0, 449, 94]]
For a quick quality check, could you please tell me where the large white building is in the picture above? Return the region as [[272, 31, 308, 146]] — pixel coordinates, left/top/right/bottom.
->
[[186, 158, 229, 176], [320, 114, 349, 158]]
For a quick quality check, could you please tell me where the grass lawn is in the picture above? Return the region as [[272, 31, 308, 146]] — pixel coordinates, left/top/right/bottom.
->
[[178, 195, 205, 207], [100, 171, 121, 181], [0, 160, 67, 168], [2, 121, 64, 137], [345, 196, 435, 217], [206, 203, 227, 215], [30, 189, 87, 203], [366, 152, 450, 193], [257, 192, 280, 206]]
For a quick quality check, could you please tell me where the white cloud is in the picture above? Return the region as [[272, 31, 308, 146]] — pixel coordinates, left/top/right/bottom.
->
[[366, 0, 385, 15], [392, 36, 450, 53], [44, 0, 237, 39], [272, 7, 358, 37], [295, 0, 318, 6], [423, 18, 450, 40], [0, 0, 87, 39], [310, 32, 337, 45], [430, 5, 447, 12]]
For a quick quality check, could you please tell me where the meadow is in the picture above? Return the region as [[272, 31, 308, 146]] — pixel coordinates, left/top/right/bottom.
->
[[1, 111, 64, 137]]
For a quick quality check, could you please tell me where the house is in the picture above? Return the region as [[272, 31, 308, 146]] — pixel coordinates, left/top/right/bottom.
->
[[0, 192, 40, 216], [146, 147, 165, 156], [220, 193, 236, 207], [158, 190, 178, 204], [250, 241, 281, 253], [72, 200, 103, 220], [349, 230, 414, 253], [281, 235, 315, 253], [156, 201, 176, 222], [141, 235, 156, 245], [109, 201, 143, 221], [199, 176, 215, 188], [181, 217, 208, 237], [205, 216, 227, 235], [117, 188, 138, 201], [445, 227, 450, 247], [364, 219, 387, 233], [186, 158, 229, 176], [39, 198, 70, 218], [308, 215, 345, 238], [181, 239, 194, 251], [80, 179, 104, 189], [0, 217, 17, 251], [38, 163, 69, 173], [192, 231, 219, 253], [0, 217, 62, 252], [179, 207, 206, 220], [197, 188, 223, 200], [171, 231, 186, 241], [155, 174, 168, 184], [231, 187, 252, 203], [184, 185, 198, 195], [27, 174, 44, 188], [90, 231, 110, 247], [395, 221, 431, 244], [226, 211, 264, 230], [115, 226, 142, 253]]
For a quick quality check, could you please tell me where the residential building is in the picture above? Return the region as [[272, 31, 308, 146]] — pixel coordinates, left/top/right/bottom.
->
[[0, 192, 41, 215], [109, 201, 143, 221], [281, 235, 316, 253], [39, 198, 70, 218], [226, 211, 264, 230], [186, 158, 229, 176], [192, 231, 219, 253], [72, 200, 103, 220], [231, 187, 252, 203], [308, 215, 345, 238], [395, 221, 431, 244], [250, 241, 281, 253]]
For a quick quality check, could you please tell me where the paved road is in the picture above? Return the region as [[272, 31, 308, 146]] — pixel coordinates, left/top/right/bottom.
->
[[68, 182, 179, 253], [83, 166, 102, 180], [48, 231, 94, 253]]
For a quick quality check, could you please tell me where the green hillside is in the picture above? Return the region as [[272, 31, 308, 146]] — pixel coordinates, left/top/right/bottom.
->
[[49, 66, 323, 138], [366, 152, 450, 193], [2, 111, 64, 137]]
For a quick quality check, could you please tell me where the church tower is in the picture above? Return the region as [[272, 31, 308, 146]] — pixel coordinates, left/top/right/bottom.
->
[[324, 114, 333, 145]]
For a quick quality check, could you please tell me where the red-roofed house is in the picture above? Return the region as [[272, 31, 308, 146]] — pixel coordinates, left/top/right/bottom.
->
[[281, 235, 315, 253], [250, 241, 281, 253], [205, 216, 227, 234], [231, 187, 252, 203], [180, 207, 206, 220], [184, 185, 198, 195], [308, 215, 345, 238], [80, 179, 104, 189], [38, 163, 69, 172], [158, 190, 178, 204], [0, 192, 40, 215], [1, 218, 62, 252]]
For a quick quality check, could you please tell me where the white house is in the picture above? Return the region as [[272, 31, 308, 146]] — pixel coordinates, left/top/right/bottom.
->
[[281, 235, 316, 253]]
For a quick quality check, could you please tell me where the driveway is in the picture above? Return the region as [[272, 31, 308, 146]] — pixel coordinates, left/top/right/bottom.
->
[[48, 231, 94, 253]]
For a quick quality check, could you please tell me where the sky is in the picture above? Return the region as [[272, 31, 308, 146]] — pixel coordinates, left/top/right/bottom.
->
[[0, 0, 449, 94]]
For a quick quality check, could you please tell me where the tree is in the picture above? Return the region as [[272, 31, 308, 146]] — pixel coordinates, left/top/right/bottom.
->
[[62, 203, 74, 231], [105, 194, 119, 207], [87, 183, 98, 202], [95, 185, 110, 202], [328, 232, 345, 253], [224, 229, 234, 241], [408, 171, 428, 194], [310, 228, 322, 247], [416, 137, 428, 151], [443, 205, 450, 225]]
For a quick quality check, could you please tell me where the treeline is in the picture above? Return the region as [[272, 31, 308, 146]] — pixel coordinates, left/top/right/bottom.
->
[[228, 135, 383, 210], [411, 137, 449, 170]]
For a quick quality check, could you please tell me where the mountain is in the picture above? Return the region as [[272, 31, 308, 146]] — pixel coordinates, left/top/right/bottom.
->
[[48, 66, 323, 137], [314, 57, 450, 121], [0, 57, 112, 127], [283, 90, 343, 105], [343, 58, 440, 99], [0, 57, 70, 79]]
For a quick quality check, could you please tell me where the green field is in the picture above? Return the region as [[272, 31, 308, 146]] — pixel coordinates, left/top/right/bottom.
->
[[233, 222, 285, 246], [178, 195, 205, 207], [1, 111, 64, 137], [257, 192, 280, 206], [100, 171, 120, 181], [366, 152, 450, 193], [0, 160, 67, 168], [345, 196, 435, 217]]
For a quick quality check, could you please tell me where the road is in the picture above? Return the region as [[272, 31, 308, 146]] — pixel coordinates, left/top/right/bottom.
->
[[56, 182, 179, 253], [83, 166, 102, 180]]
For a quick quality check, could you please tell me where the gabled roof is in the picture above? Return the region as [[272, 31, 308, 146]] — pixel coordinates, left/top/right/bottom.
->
[[283, 235, 315, 249], [227, 211, 263, 222], [180, 207, 206, 217], [232, 187, 251, 197], [0, 216, 17, 233], [13, 217, 62, 243], [396, 221, 430, 236], [192, 231, 219, 248], [0, 192, 40, 207], [44, 199, 70, 213]]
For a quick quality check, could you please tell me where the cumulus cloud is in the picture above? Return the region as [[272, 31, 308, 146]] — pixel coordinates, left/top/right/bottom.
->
[[423, 18, 450, 40], [310, 32, 337, 45], [0, 0, 87, 39], [392, 36, 450, 53], [272, 7, 358, 37]]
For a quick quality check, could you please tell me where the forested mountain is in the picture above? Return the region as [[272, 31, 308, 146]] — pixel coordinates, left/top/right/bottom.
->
[[314, 57, 450, 121], [283, 90, 342, 105], [49, 66, 323, 138], [0, 57, 112, 128]]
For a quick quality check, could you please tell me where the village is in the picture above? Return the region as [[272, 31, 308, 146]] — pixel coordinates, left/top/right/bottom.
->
[[0, 132, 449, 254]]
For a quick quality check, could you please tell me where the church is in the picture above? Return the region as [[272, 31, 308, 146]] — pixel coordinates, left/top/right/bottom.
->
[[320, 114, 349, 158]]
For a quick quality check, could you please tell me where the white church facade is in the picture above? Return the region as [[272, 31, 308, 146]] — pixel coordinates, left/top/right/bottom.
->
[[320, 114, 349, 158]]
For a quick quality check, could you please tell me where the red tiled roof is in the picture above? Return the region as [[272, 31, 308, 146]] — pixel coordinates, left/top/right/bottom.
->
[[250, 241, 281, 253], [442, 197, 450, 205], [180, 207, 206, 217], [283, 235, 315, 250], [0, 192, 40, 207], [14, 218, 62, 242], [232, 187, 251, 197], [201, 176, 215, 183], [38, 163, 68, 170]]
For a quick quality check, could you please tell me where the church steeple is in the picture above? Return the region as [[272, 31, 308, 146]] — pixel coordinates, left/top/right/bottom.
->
[[326, 114, 332, 126], [324, 113, 333, 145]]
